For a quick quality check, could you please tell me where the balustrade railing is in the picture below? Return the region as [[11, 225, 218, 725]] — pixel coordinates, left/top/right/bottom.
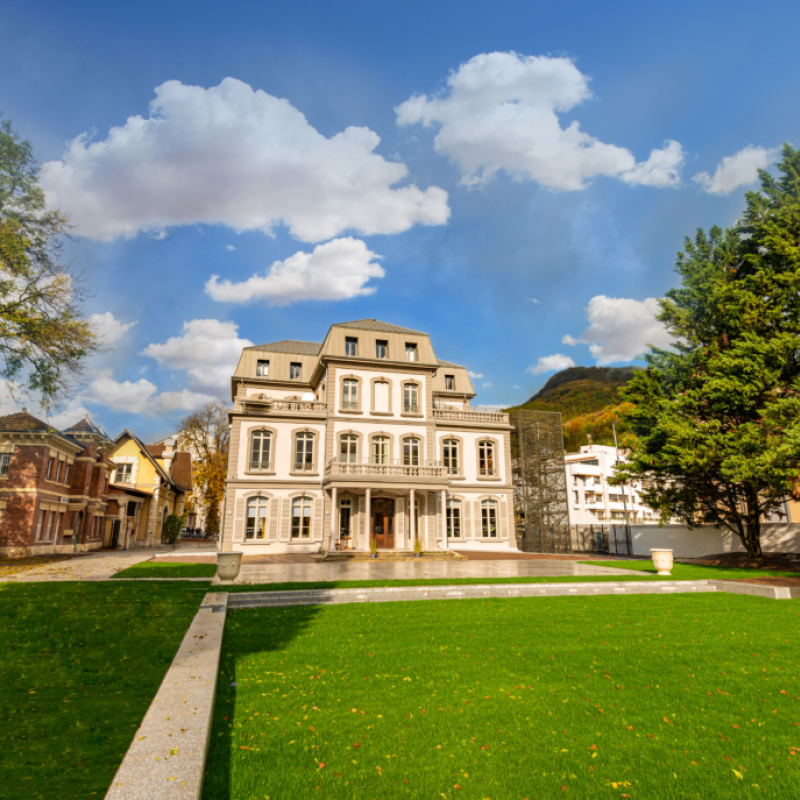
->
[[237, 395, 326, 414], [326, 458, 447, 479], [433, 408, 508, 424]]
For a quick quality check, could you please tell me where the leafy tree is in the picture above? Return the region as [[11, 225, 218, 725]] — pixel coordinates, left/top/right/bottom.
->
[[177, 401, 230, 536], [618, 145, 800, 556], [0, 118, 99, 408], [162, 513, 184, 545]]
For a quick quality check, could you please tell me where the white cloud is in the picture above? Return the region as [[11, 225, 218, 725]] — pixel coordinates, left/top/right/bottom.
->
[[82, 369, 157, 413], [482, 381, 493, 388], [89, 311, 137, 345], [49, 399, 92, 430], [396, 52, 683, 190], [564, 295, 673, 363], [525, 297, 540, 304], [467, 370, 483, 379], [693, 145, 778, 195], [528, 353, 576, 375], [206, 238, 384, 305], [40, 77, 450, 243], [150, 390, 217, 414], [142, 318, 253, 397], [225, 245, 236, 251]]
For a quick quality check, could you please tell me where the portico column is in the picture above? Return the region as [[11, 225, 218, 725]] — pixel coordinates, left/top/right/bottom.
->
[[364, 488, 371, 552], [441, 490, 448, 550], [409, 488, 416, 551], [329, 486, 337, 552]]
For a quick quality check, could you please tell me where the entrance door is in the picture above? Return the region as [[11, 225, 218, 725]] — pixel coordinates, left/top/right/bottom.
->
[[371, 497, 395, 549], [111, 519, 121, 549]]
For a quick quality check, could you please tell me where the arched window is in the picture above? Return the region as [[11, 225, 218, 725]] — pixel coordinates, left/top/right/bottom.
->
[[340, 434, 358, 463], [246, 497, 268, 539], [342, 379, 359, 410], [481, 500, 497, 538], [478, 440, 496, 476], [291, 497, 312, 538], [446, 498, 461, 538], [294, 433, 314, 472], [371, 436, 390, 465], [250, 430, 272, 470], [443, 439, 459, 475], [402, 437, 420, 466]]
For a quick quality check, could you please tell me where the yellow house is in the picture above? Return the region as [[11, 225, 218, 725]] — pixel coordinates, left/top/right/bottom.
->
[[105, 431, 192, 548]]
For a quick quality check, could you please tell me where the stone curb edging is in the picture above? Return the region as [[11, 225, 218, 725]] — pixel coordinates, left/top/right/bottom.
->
[[709, 580, 797, 600], [104, 592, 227, 800]]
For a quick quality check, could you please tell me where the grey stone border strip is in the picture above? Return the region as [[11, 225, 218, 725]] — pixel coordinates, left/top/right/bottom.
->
[[105, 592, 227, 800], [709, 580, 797, 599]]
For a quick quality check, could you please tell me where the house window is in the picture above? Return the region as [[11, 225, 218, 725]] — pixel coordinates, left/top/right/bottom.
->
[[405, 343, 417, 361], [478, 441, 496, 476], [64, 464, 71, 485], [115, 464, 133, 483], [294, 432, 314, 472], [256, 359, 269, 377], [340, 434, 358, 463], [345, 337, 358, 357], [481, 500, 497, 538], [339, 498, 352, 541], [245, 496, 268, 540], [445, 374, 455, 390], [443, 439, 459, 475], [290, 362, 302, 379], [55, 461, 63, 482], [43, 510, 54, 542], [402, 437, 420, 466], [291, 497, 312, 538], [46, 458, 54, 480], [34, 511, 43, 542], [249, 430, 271, 470], [371, 436, 390, 465], [376, 340, 388, 359], [446, 499, 461, 538], [403, 383, 419, 413], [0, 453, 10, 477], [342, 379, 358, 410]]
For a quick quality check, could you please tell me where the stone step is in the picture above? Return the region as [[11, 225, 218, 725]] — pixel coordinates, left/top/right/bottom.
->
[[322, 550, 464, 561]]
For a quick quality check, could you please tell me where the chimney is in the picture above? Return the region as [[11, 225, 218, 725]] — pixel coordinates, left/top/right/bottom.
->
[[162, 437, 177, 475]]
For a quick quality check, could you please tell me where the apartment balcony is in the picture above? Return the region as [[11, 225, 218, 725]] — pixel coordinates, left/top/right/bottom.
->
[[433, 408, 509, 425], [234, 394, 326, 417], [325, 458, 450, 485]]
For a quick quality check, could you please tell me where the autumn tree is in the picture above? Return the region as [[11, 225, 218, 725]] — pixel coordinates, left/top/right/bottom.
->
[[0, 118, 99, 408], [618, 145, 800, 556], [177, 400, 230, 536]]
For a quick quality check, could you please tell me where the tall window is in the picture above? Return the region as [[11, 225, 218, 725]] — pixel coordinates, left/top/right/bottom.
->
[[339, 498, 352, 540], [375, 339, 388, 359], [405, 343, 417, 361], [46, 458, 54, 480], [481, 500, 497, 538], [250, 430, 271, 470], [245, 496, 268, 539], [256, 359, 269, 377], [478, 441, 496, 476], [64, 464, 71, 485], [0, 453, 10, 477], [403, 383, 419, 413], [290, 362, 302, 379], [115, 464, 133, 483], [342, 379, 359, 409], [345, 337, 358, 357], [402, 437, 420, 466], [444, 374, 455, 390], [446, 498, 461, 538], [55, 461, 63, 483], [340, 434, 358, 463], [43, 510, 54, 542], [291, 497, 312, 538], [371, 436, 390, 465], [294, 433, 314, 471], [443, 439, 459, 475]]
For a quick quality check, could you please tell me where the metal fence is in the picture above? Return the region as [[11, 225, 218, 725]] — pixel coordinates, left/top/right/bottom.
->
[[570, 523, 632, 555]]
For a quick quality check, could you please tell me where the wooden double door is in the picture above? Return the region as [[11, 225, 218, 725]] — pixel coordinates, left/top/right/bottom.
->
[[371, 497, 395, 549]]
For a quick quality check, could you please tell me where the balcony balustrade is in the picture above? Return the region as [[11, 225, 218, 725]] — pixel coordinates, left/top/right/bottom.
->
[[326, 458, 448, 480], [235, 394, 326, 415], [433, 408, 508, 424]]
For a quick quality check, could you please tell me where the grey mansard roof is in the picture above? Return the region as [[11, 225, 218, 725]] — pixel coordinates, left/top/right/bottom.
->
[[332, 319, 426, 335], [245, 340, 322, 355]]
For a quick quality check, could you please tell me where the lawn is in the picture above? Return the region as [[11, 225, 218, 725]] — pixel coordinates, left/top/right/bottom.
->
[[0, 581, 207, 800], [112, 560, 218, 579], [202, 594, 800, 799], [581, 560, 800, 581]]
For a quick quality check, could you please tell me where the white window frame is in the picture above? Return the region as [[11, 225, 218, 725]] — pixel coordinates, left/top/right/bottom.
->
[[371, 436, 390, 465], [115, 464, 133, 483], [444, 374, 455, 390], [342, 379, 359, 410], [481, 500, 497, 538], [403, 383, 419, 413], [256, 359, 269, 377], [375, 340, 388, 359], [340, 434, 358, 463], [478, 441, 496, 477], [345, 337, 358, 357], [405, 343, 417, 361], [294, 432, 314, 472], [291, 497, 312, 538], [245, 496, 269, 540], [249, 430, 272, 471], [443, 439, 459, 475], [446, 498, 461, 538], [290, 362, 302, 380], [402, 437, 420, 466]]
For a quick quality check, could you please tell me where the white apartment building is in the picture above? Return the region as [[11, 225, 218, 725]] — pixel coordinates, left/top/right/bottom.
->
[[566, 444, 661, 525], [219, 319, 517, 555]]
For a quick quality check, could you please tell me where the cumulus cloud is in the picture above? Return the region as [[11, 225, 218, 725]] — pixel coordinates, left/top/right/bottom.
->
[[564, 295, 673, 363], [150, 389, 217, 414], [82, 370, 157, 414], [142, 319, 253, 397], [396, 52, 683, 190], [467, 370, 483, 379], [482, 381, 493, 388], [528, 354, 576, 375], [40, 77, 450, 243], [89, 311, 137, 345], [49, 399, 92, 430], [206, 238, 384, 305], [693, 145, 778, 195]]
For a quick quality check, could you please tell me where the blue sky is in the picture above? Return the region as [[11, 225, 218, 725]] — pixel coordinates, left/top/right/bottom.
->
[[2, 0, 798, 440]]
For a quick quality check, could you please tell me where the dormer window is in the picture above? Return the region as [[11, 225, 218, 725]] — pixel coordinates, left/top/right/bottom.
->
[[376, 340, 388, 359], [405, 343, 417, 361], [256, 360, 269, 377], [345, 337, 358, 357], [445, 374, 455, 390], [290, 362, 302, 379]]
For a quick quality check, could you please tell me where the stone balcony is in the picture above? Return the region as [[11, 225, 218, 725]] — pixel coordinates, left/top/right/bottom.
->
[[234, 394, 326, 417], [325, 459, 450, 485], [433, 408, 509, 425]]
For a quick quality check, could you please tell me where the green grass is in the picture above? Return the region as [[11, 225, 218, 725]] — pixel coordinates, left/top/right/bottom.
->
[[581, 560, 800, 581], [202, 594, 800, 799], [0, 581, 206, 800], [112, 560, 218, 579]]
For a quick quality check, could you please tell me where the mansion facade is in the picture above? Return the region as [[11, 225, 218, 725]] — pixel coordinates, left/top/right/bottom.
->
[[220, 319, 517, 554]]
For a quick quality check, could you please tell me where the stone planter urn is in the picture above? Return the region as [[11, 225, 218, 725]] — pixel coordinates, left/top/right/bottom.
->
[[217, 552, 243, 582], [370, 553, 377, 559], [414, 553, 421, 559], [650, 549, 674, 576]]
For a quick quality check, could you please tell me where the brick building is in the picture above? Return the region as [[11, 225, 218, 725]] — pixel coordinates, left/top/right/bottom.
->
[[0, 411, 116, 557]]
